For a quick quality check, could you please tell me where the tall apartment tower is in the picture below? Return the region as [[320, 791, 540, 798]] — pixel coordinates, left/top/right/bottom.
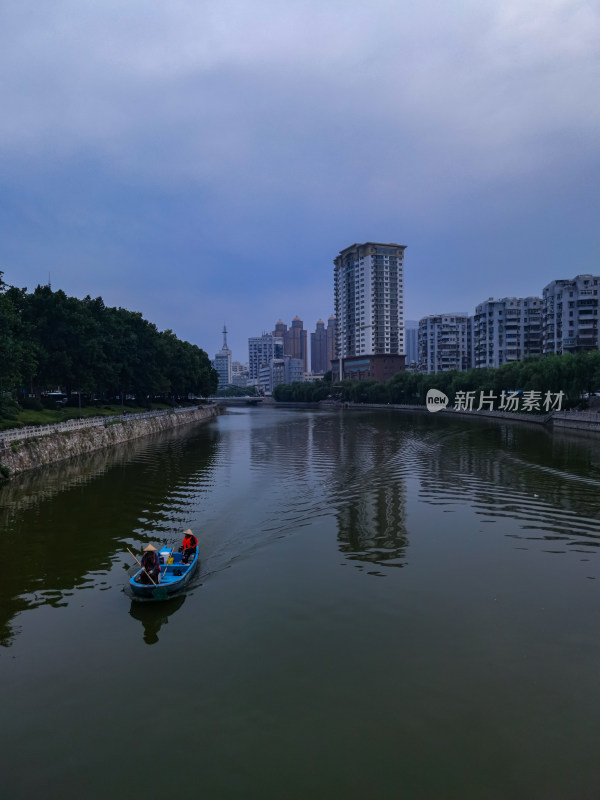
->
[[418, 314, 470, 373], [472, 297, 543, 368], [333, 242, 406, 381], [311, 319, 328, 374], [273, 320, 287, 340], [543, 275, 600, 354], [213, 325, 233, 387], [326, 315, 336, 373], [283, 316, 308, 372], [404, 320, 419, 366]]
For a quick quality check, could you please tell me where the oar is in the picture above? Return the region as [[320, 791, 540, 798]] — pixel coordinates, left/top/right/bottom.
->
[[127, 547, 158, 587]]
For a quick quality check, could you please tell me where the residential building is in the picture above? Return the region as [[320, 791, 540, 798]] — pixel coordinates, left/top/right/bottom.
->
[[472, 297, 543, 368], [418, 314, 470, 373], [213, 325, 232, 388], [332, 241, 406, 380], [326, 315, 336, 373], [248, 333, 283, 380], [284, 316, 308, 372], [258, 356, 304, 395], [311, 319, 328, 374], [231, 361, 249, 388], [543, 275, 600, 354], [404, 320, 418, 367], [273, 320, 287, 341]]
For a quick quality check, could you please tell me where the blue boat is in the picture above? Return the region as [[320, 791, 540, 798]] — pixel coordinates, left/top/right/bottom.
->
[[130, 545, 199, 600]]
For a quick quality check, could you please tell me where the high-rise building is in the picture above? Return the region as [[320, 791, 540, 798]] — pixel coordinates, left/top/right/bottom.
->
[[273, 320, 287, 340], [472, 297, 542, 368], [311, 319, 328, 374], [248, 333, 283, 380], [404, 320, 418, 366], [283, 316, 308, 372], [326, 315, 336, 373], [333, 242, 406, 380], [418, 314, 470, 373], [213, 325, 232, 387], [543, 275, 600, 354]]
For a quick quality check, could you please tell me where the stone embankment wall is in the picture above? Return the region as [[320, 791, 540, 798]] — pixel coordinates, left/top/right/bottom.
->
[[330, 402, 600, 433], [0, 406, 219, 479]]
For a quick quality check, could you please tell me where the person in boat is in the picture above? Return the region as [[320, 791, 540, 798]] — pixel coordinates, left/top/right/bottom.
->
[[139, 544, 162, 584], [181, 529, 198, 563]]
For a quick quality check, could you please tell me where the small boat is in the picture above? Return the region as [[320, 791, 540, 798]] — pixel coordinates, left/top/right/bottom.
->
[[129, 545, 199, 600]]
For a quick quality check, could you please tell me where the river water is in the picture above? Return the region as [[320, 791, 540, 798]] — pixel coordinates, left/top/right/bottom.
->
[[1, 407, 600, 799]]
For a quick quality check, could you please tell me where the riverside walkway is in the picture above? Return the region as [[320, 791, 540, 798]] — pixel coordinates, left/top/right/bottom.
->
[[0, 405, 204, 449]]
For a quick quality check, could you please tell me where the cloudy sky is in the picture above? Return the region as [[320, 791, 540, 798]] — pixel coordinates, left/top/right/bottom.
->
[[1, 0, 598, 363]]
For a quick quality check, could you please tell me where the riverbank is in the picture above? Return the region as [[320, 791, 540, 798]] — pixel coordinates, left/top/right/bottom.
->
[[0, 405, 219, 479], [269, 399, 600, 435], [339, 401, 600, 433]]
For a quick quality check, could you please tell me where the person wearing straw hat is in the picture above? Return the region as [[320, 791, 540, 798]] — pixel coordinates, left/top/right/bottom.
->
[[139, 544, 161, 585], [181, 529, 198, 564]]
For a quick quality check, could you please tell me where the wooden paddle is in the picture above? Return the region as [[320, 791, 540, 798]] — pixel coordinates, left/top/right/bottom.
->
[[127, 547, 159, 587]]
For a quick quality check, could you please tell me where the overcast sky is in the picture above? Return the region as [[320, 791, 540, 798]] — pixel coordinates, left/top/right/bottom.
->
[[1, 0, 598, 363]]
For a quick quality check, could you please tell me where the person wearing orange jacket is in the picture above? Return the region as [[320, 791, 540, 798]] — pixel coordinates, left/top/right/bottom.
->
[[181, 529, 198, 563]]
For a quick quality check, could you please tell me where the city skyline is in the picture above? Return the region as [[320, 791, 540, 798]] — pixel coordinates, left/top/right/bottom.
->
[[1, 2, 598, 362]]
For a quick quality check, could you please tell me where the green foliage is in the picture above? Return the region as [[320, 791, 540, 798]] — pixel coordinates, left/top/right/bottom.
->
[[216, 385, 258, 397], [276, 353, 600, 408], [19, 397, 43, 411], [0, 392, 19, 420], [0, 273, 218, 421]]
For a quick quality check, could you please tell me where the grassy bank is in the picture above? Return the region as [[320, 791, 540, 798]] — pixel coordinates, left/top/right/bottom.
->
[[0, 403, 173, 432]]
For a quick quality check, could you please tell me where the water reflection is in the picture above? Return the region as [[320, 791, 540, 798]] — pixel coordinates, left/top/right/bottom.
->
[[0, 423, 219, 646], [246, 410, 410, 571], [331, 415, 409, 570], [413, 417, 600, 554], [4, 408, 600, 647], [129, 594, 186, 645]]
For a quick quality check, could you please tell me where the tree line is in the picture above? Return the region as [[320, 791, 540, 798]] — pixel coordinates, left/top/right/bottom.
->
[[0, 272, 218, 414], [274, 352, 600, 408]]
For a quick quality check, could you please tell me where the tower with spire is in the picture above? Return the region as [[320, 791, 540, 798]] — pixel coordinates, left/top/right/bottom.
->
[[213, 324, 233, 388]]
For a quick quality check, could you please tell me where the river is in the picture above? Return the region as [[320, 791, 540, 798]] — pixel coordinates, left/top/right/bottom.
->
[[1, 407, 600, 799]]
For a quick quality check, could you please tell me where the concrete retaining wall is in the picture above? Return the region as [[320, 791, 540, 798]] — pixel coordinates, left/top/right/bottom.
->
[[0, 406, 219, 479]]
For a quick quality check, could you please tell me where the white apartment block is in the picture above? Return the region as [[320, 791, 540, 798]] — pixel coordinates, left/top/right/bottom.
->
[[418, 314, 470, 373], [543, 275, 600, 354], [334, 242, 406, 359], [472, 297, 543, 368]]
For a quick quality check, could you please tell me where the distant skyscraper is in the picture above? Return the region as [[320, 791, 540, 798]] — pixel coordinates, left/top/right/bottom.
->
[[283, 316, 308, 372], [273, 320, 288, 340], [213, 325, 232, 387], [311, 319, 328, 374], [333, 242, 406, 381], [404, 320, 418, 365]]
